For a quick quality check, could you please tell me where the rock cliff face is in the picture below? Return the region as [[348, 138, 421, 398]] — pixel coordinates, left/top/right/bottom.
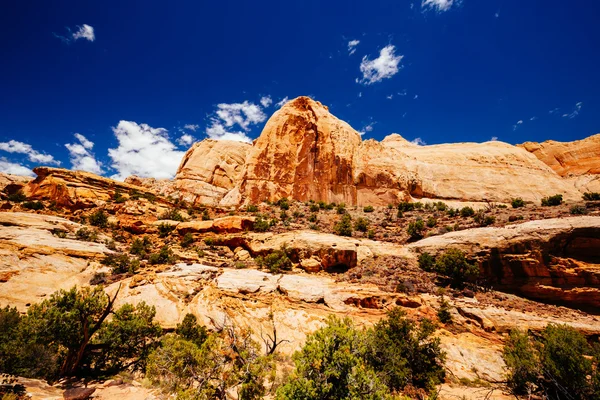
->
[[174, 97, 589, 206]]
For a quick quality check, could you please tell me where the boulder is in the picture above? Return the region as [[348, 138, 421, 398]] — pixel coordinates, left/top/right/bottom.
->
[[63, 387, 96, 400], [176, 220, 214, 234], [212, 216, 255, 233]]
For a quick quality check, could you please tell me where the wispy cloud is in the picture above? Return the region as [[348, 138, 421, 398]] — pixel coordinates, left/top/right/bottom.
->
[[358, 45, 403, 85], [421, 0, 458, 12], [411, 137, 426, 145], [491, 136, 499, 141], [275, 97, 289, 108], [348, 40, 360, 55], [54, 24, 95, 43], [359, 122, 376, 136], [0, 158, 35, 176], [65, 133, 103, 174], [549, 107, 560, 114], [530, 116, 538, 121], [0, 140, 59, 165], [562, 101, 583, 119], [183, 124, 199, 132], [260, 96, 272, 108], [512, 120, 524, 131]]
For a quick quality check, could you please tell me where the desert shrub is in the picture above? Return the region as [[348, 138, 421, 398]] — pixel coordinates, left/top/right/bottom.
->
[[541, 194, 563, 207], [201, 209, 211, 221], [0, 287, 161, 381], [333, 213, 353, 237], [147, 324, 271, 400], [160, 208, 184, 222], [426, 216, 437, 228], [157, 222, 175, 238], [51, 228, 67, 238], [309, 203, 320, 212], [570, 205, 588, 215], [434, 201, 447, 211], [279, 210, 289, 221], [75, 227, 98, 242], [113, 190, 126, 203], [89, 209, 108, 228], [148, 246, 176, 265], [102, 253, 140, 275], [252, 215, 270, 232], [277, 197, 290, 210], [363, 205, 374, 213], [460, 206, 475, 217], [364, 308, 445, 393], [255, 247, 292, 273], [437, 298, 452, 324], [175, 313, 208, 348], [180, 232, 194, 248], [367, 229, 375, 239], [308, 213, 318, 223], [130, 236, 152, 257], [246, 204, 258, 212], [354, 217, 369, 232], [504, 324, 598, 399], [336, 203, 346, 214], [473, 210, 495, 226], [7, 191, 26, 203], [433, 249, 479, 288], [418, 252, 435, 272], [407, 219, 425, 240], [446, 208, 457, 217], [398, 202, 415, 212], [511, 198, 525, 208], [583, 192, 600, 201], [22, 201, 44, 210]]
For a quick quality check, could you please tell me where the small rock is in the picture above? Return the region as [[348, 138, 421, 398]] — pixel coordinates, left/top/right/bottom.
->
[[63, 387, 96, 400], [300, 257, 322, 273]]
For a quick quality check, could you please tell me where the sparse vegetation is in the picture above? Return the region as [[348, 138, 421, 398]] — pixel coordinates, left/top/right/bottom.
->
[[201, 209, 211, 220], [419, 249, 479, 288], [473, 210, 495, 226], [102, 253, 140, 275], [113, 189, 126, 203], [426, 216, 437, 228], [252, 215, 270, 232], [21, 200, 44, 210], [363, 205, 374, 213], [460, 206, 475, 217], [157, 222, 175, 238], [437, 297, 453, 324], [148, 245, 176, 265], [75, 227, 98, 242], [336, 203, 346, 214], [354, 217, 369, 232], [511, 198, 525, 208], [583, 192, 600, 201], [255, 246, 293, 273], [246, 204, 258, 212], [541, 194, 563, 207], [570, 204, 588, 215], [308, 213, 318, 223], [89, 209, 109, 228], [309, 203, 320, 212], [277, 197, 290, 210], [7, 191, 26, 203], [130, 236, 152, 257], [333, 213, 353, 236], [180, 232, 194, 248], [160, 208, 185, 222], [407, 219, 425, 240]]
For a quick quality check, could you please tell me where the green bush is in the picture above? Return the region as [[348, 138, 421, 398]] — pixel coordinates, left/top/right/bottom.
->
[[473, 210, 495, 226], [201, 209, 211, 221], [363, 205, 374, 213], [583, 192, 600, 201], [460, 206, 475, 217], [279, 210, 289, 221], [160, 208, 185, 222], [101, 253, 140, 275], [437, 298, 452, 324], [255, 247, 292, 273], [7, 191, 26, 203], [308, 213, 318, 223], [426, 216, 437, 228], [354, 217, 369, 232], [541, 194, 563, 206], [252, 215, 270, 232], [148, 246, 176, 265], [504, 324, 598, 399], [246, 204, 258, 212], [336, 203, 346, 214], [398, 202, 415, 212], [434, 201, 447, 211], [89, 209, 108, 228], [277, 197, 290, 210], [418, 252, 435, 272], [511, 198, 525, 208], [407, 219, 425, 240], [433, 249, 479, 288], [333, 213, 353, 237], [309, 203, 320, 212], [180, 232, 194, 248], [130, 236, 151, 257], [113, 190, 126, 203], [157, 222, 175, 238], [22, 201, 44, 210], [570, 205, 588, 215], [446, 208, 457, 217], [367, 229, 375, 239], [175, 313, 208, 348], [75, 227, 98, 242]]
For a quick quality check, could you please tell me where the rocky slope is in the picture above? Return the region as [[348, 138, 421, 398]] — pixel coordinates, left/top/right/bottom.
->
[[171, 96, 589, 206]]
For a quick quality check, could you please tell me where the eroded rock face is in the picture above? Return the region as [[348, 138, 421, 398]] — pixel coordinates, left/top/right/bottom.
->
[[408, 216, 600, 309], [176, 96, 587, 206]]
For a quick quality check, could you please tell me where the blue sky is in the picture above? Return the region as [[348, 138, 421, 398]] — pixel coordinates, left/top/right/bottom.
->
[[1, 0, 598, 179]]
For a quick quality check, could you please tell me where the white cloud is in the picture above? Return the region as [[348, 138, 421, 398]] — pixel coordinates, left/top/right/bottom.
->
[[359, 122, 375, 136], [530, 116, 538, 121], [422, 0, 457, 12], [359, 45, 403, 85], [414, 94, 419, 100], [491, 136, 499, 141], [495, 12, 500, 18], [358, 92, 362, 98], [348, 40, 360, 55], [204, 100, 268, 143], [563, 101, 583, 119], [549, 107, 560, 114], [411, 137, 426, 145], [260, 96, 273, 108], [275, 97, 289, 108], [177, 134, 195, 146], [398, 89, 408, 96], [72, 24, 95, 41], [0, 158, 35, 176], [108, 121, 185, 180], [512, 120, 524, 131], [65, 133, 103, 175], [386, 94, 393, 100], [183, 124, 199, 132], [0, 140, 59, 165]]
